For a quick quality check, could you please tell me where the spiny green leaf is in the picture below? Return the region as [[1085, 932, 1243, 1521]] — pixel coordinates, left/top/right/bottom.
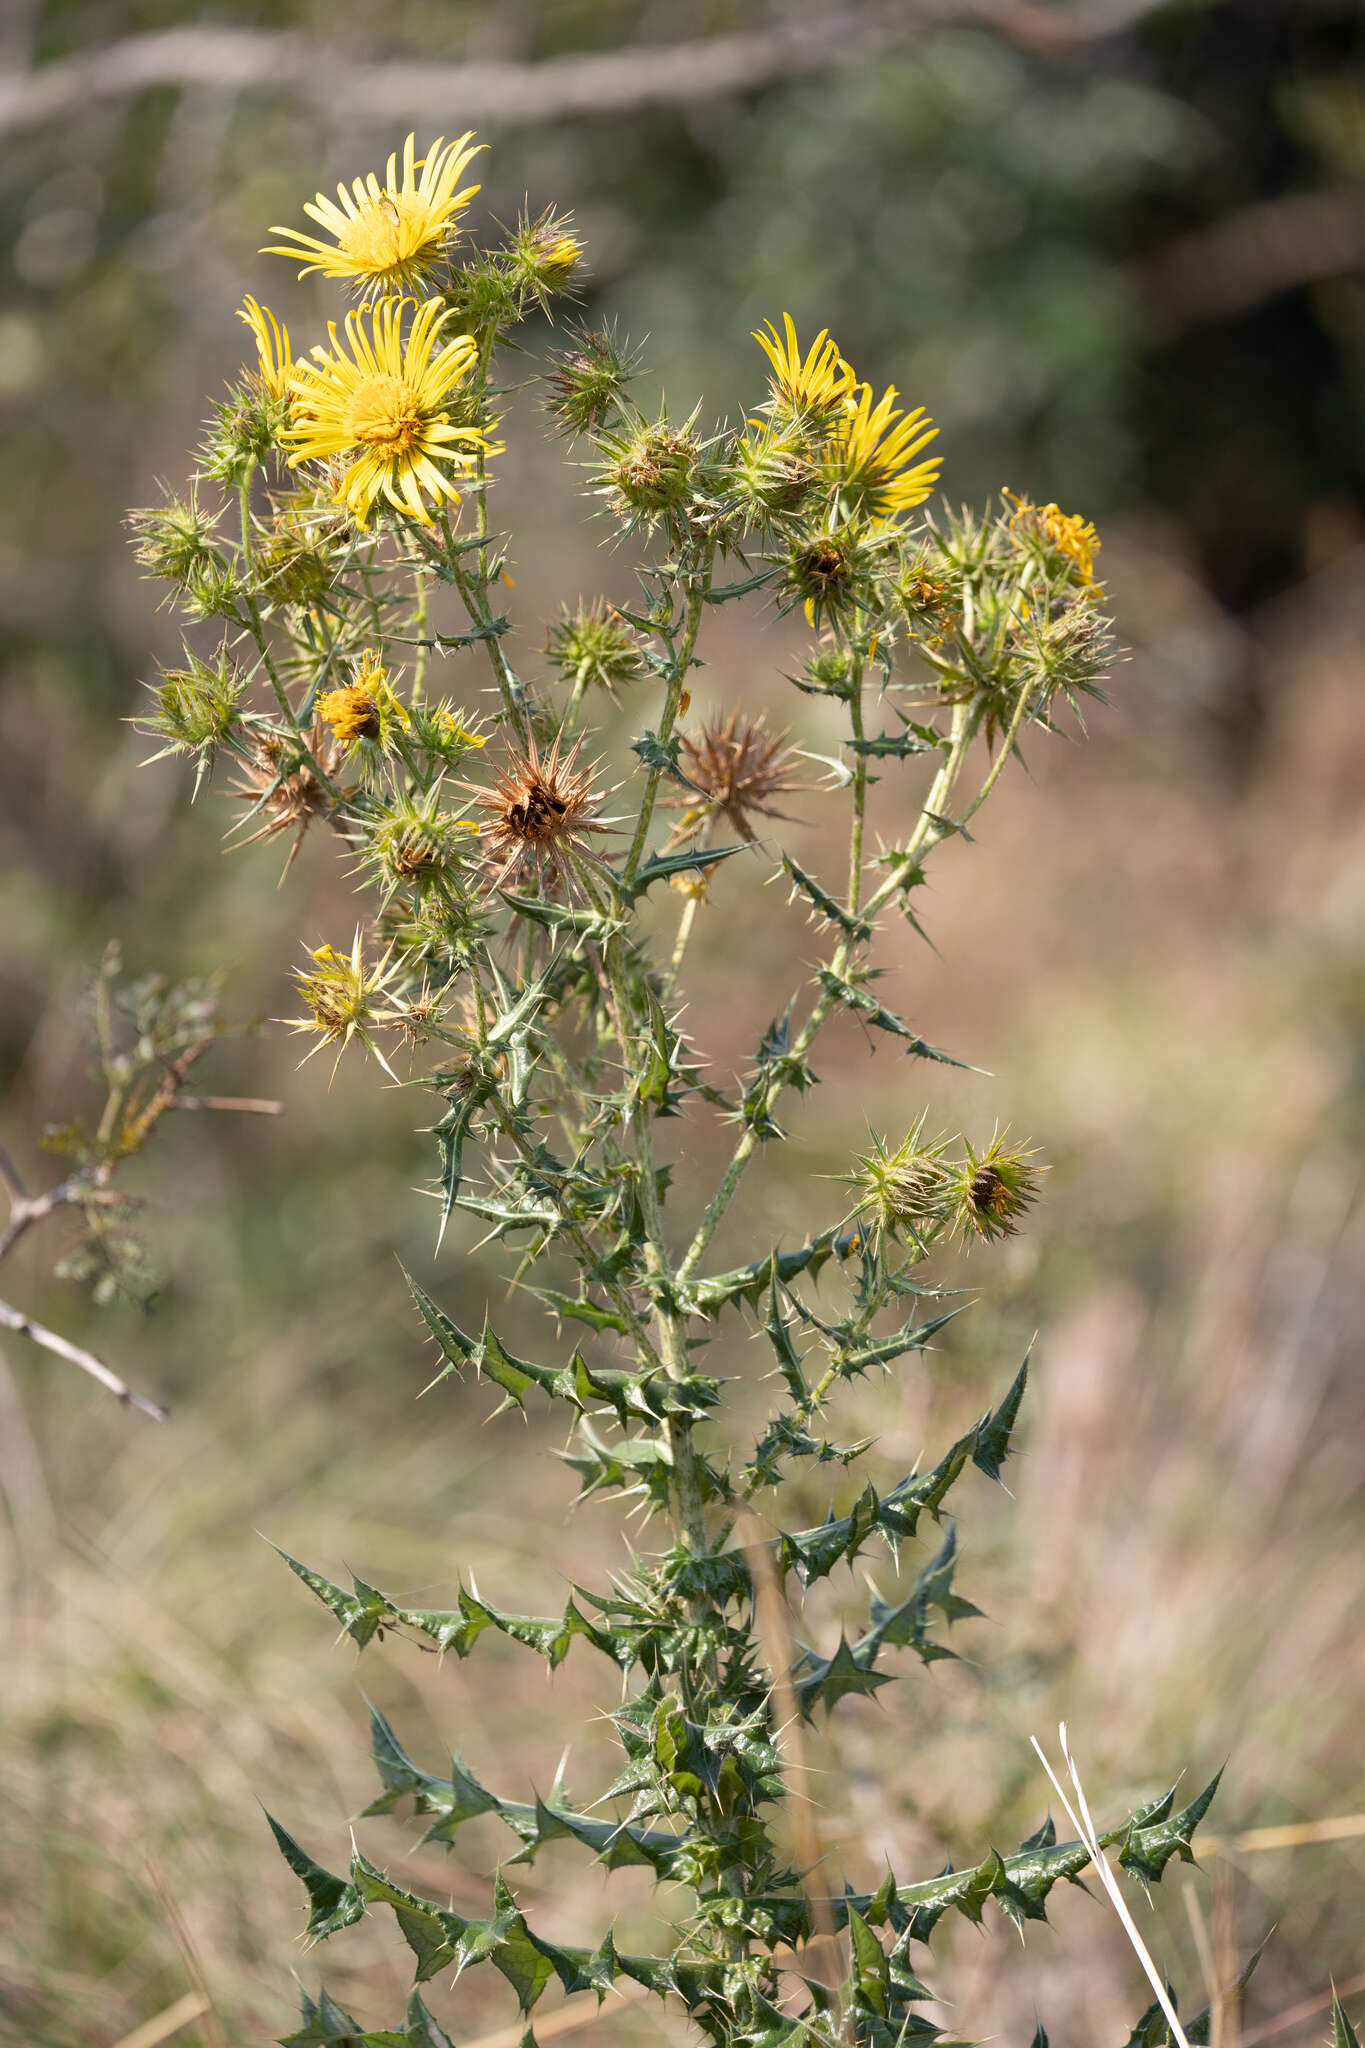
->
[[972, 1355, 1029, 1482], [1118, 1771, 1223, 1884], [267, 1816, 364, 1940], [273, 1549, 395, 1649], [703, 568, 777, 602], [277, 1985, 368, 2045], [816, 969, 973, 1067], [499, 891, 624, 940], [782, 854, 872, 943], [623, 842, 747, 899], [351, 1852, 462, 1980], [1334, 1995, 1362, 2048]]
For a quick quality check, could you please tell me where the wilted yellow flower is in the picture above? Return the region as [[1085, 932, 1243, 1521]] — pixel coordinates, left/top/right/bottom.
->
[[265, 133, 483, 294], [283, 298, 489, 528], [753, 314, 856, 419], [317, 652, 411, 749], [823, 382, 941, 518], [288, 929, 405, 1079], [1006, 491, 1101, 587], [237, 295, 295, 400]]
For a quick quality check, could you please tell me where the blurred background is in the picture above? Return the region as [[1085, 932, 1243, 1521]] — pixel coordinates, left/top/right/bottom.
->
[[3, 2, 1365, 2043]]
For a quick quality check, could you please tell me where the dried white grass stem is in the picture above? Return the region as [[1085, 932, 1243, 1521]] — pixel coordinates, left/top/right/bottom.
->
[[0, 1296, 168, 1422], [1031, 1722, 1191, 2048], [738, 1510, 843, 1990], [110, 1992, 212, 2048]]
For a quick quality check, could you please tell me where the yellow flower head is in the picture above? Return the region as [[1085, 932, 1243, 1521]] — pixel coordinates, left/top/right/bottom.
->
[[753, 314, 856, 420], [317, 651, 411, 749], [1006, 491, 1101, 588], [238, 295, 295, 400], [283, 297, 490, 528], [822, 381, 941, 519], [264, 132, 483, 294], [288, 928, 404, 1080]]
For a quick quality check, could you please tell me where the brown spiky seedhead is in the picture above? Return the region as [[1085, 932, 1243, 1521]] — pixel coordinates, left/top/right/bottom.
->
[[663, 712, 811, 846], [229, 724, 344, 881], [469, 731, 611, 895]]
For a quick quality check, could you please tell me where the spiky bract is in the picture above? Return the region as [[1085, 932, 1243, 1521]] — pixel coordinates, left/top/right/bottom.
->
[[663, 712, 810, 845], [469, 732, 611, 895]]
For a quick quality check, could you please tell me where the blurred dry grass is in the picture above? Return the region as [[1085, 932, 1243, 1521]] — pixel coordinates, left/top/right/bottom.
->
[[4, 481, 1365, 2046]]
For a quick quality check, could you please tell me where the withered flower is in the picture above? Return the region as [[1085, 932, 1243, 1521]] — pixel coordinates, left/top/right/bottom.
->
[[663, 712, 810, 846], [469, 731, 612, 895], [229, 724, 344, 881]]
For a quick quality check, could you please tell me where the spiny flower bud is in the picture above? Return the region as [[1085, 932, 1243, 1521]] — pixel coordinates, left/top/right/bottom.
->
[[791, 642, 857, 699], [360, 788, 482, 903], [140, 646, 244, 763], [200, 383, 288, 486], [850, 1123, 955, 1250], [407, 700, 488, 764], [547, 600, 645, 697], [600, 412, 700, 521], [506, 207, 584, 308], [126, 489, 223, 589], [726, 420, 817, 531], [544, 320, 639, 438], [779, 518, 896, 628], [949, 1132, 1042, 1245]]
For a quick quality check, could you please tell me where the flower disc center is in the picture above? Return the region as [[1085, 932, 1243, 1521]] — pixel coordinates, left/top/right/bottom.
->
[[346, 373, 425, 454]]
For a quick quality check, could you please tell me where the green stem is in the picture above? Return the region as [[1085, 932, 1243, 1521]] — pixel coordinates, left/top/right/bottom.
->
[[622, 549, 714, 888], [678, 699, 982, 1284]]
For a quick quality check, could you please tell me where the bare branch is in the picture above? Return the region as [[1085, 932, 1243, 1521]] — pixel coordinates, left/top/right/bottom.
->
[[0, 1142, 27, 1203], [0, 2, 1178, 146], [0, 1296, 168, 1422], [0, 1176, 99, 1266], [167, 1092, 284, 1115], [1128, 186, 1365, 343]]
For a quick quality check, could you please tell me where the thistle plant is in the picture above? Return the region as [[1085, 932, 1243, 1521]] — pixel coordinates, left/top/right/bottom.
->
[[128, 134, 1230, 2048]]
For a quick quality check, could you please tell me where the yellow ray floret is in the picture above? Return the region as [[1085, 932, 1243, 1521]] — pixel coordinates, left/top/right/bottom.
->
[[823, 381, 941, 517], [283, 297, 490, 528], [237, 295, 295, 399], [753, 313, 856, 417], [264, 132, 483, 292]]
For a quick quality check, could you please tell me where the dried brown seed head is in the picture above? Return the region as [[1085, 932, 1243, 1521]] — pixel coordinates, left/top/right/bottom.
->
[[663, 712, 810, 845]]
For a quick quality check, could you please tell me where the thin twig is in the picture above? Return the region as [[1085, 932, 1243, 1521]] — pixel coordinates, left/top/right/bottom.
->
[[0, 1141, 27, 1201], [0, 1297, 168, 1422], [167, 1093, 284, 1115]]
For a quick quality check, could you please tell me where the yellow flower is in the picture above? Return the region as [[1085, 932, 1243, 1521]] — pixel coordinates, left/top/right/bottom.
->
[[822, 382, 941, 518], [1006, 491, 1101, 587], [430, 706, 486, 748], [283, 297, 489, 527], [238, 295, 295, 399], [264, 132, 483, 294], [753, 313, 856, 418], [318, 651, 412, 750], [289, 929, 404, 1080]]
